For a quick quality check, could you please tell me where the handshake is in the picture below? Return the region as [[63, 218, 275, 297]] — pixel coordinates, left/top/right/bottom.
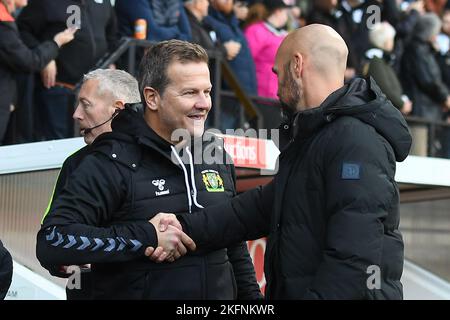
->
[[146, 213, 196, 263]]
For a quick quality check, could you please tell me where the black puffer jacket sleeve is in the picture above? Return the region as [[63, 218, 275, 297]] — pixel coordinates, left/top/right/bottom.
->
[[0, 22, 58, 73], [0, 240, 13, 300], [180, 180, 274, 250], [302, 119, 395, 299], [227, 242, 263, 299], [36, 153, 157, 269]]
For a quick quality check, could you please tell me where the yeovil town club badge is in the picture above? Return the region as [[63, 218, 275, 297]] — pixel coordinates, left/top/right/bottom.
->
[[201, 170, 224, 192]]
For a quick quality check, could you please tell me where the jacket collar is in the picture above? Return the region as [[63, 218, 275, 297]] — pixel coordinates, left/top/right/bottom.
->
[[290, 77, 411, 161]]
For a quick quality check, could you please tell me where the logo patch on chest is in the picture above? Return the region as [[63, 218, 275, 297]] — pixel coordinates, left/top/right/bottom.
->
[[201, 170, 224, 192], [152, 179, 170, 196], [341, 163, 361, 180]]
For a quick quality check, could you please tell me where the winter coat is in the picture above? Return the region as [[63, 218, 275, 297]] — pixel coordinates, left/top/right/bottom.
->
[[204, 7, 257, 95], [115, 0, 192, 41], [37, 106, 261, 300], [401, 38, 448, 121], [17, 0, 118, 85], [0, 2, 59, 143], [244, 22, 286, 99], [181, 77, 412, 300], [365, 49, 405, 110]]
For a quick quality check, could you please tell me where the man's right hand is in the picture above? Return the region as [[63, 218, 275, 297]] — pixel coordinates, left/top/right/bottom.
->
[[401, 100, 412, 115], [224, 40, 241, 61], [53, 27, 77, 48], [146, 213, 196, 263], [41, 60, 57, 89]]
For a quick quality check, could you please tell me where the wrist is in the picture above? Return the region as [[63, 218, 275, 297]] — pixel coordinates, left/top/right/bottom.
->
[[53, 37, 62, 48]]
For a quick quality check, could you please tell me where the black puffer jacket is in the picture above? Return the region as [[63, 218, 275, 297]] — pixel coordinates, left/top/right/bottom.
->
[[37, 107, 261, 300], [0, 240, 13, 300], [181, 77, 412, 299]]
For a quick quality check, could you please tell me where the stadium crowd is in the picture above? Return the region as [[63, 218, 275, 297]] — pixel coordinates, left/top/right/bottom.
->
[[1, 0, 450, 156]]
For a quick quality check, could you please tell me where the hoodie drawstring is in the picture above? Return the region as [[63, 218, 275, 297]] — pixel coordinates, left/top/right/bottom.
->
[[171, 146, 192, 213], [170, 146, 204, 213], [186, 146, 204, 209]]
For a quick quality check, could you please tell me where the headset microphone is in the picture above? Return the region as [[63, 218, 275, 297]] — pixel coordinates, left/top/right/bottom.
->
[[81, 108, 120, 135]]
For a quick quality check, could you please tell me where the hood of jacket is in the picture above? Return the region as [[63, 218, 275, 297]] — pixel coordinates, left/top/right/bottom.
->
[[293, 77, 412, 161], [109, 103, 173, 155]]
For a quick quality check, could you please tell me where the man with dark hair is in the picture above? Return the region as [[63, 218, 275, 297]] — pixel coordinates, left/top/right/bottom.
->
[[37, 40, 261, 300], [0, 240, 13, 300], [155, 25, 412, 300]]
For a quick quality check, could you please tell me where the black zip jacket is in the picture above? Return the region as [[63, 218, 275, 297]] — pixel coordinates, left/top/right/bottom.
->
[[17, 0, 117, 85], [37, 107, 261, 300], [180, 77, 412, 299]]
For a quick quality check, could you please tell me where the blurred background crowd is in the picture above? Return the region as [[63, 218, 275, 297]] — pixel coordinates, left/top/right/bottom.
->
[[1, 0, 450, 157]]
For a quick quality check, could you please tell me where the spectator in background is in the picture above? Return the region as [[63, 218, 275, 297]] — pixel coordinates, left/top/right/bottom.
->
[[206, 0, 257, 130], [336, 0, 381, 78], [244, 0, 289, 99], [206, 0, 257, 96], [17, 0, 118, 141], [0, 240, 13, 300], [425, 0, 447, 16], [184, 0, 241, 61], [401, 12, 450, 121], [436, 9, 450, 158], [401, 13, 450, 156], [436, 9, 450, 90], [0, 0, 75, 145], [234, 0, 250, 27], [243, 1, 268, 29], [115, 0, 192, 41], [365, 22, 412, 115], [307, 0, 340, 27], [390, 0, 424, 74], [307, 0, 357, 81]]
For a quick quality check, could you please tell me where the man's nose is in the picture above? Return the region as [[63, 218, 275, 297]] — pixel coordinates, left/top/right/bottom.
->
[[195, 94, 211, 110], [72, 106, 83, 120]]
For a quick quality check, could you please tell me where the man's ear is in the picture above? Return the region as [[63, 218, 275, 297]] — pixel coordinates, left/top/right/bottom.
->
[[143, 87, 159, 111], [292, 52, 303, 79], [114, 100, 125, 110]]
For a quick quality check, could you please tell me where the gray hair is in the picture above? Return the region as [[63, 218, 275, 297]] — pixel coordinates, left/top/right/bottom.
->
[[414, 13, 442, 42], [369, 22, 396, 50], [82, 69, 140, 103]]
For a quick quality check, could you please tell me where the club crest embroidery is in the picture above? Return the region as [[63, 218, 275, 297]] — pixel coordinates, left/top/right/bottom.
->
[[202, 170, 224, 192]]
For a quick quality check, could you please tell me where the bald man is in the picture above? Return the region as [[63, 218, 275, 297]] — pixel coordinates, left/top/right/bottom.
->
[[155, 25, 412, 299]]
